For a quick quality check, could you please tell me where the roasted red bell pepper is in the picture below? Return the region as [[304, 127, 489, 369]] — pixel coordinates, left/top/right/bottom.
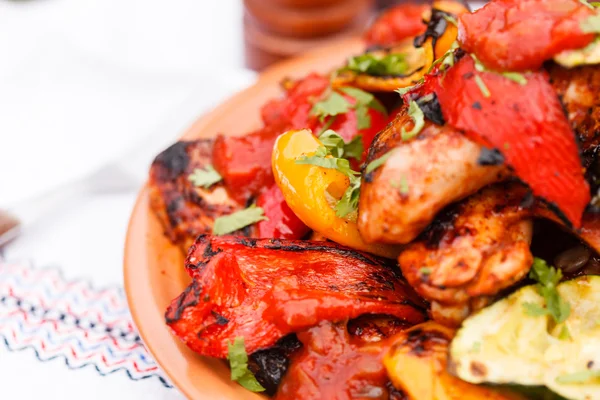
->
[[274, 321, 399, 400], [255, 184, 310, 239], [458, 0, 596, 71], [165, 236, 426, 358], [365, 3, 429, 47], [409, 55, 590, 227]]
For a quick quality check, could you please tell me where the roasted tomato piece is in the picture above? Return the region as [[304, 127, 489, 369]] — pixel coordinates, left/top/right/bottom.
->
[[365, 3, 429, 47], [212, 124, 282, 205], [458, 0, 596, 71], [255, 184, 310, 239], [165, 236, 426, 358], [425, 55, 589, 227], [275, 321, 407, 400]]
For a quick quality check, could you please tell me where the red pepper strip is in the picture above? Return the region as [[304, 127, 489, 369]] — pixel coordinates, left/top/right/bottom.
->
[[274, 321, 404, 400], [255, 185, 310, 239], [166, 236, 426, 358], [427, 55, 590, 227], [365, 3, 429, 47], [458, 0, 596, 71]]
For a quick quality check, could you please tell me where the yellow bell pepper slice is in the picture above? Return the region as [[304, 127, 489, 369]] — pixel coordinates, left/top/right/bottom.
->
[[272, 129, 402, 259], [384, 322, 527, 400]]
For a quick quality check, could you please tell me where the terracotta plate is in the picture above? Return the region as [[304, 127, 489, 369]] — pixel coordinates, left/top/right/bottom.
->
[[124, 37, 364, 399]]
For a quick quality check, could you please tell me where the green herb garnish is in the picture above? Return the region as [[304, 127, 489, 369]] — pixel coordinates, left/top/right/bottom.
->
[[401, 100, 425, 140], [227, 337, 265, 392], [311, 91, 351, 122], [474, 75, 491, 98], [365, 150, 395, 174], [313, 87, 386, 131], [295, 140, 362, 218], [318, 130, 364, 161], [188, 165, 222, 188], [335, 175, 361, 218], [419, 267, 433, 276], [213, 206, 268, 236], [344, 53, 410, 76], [522, 258, 571, 324]]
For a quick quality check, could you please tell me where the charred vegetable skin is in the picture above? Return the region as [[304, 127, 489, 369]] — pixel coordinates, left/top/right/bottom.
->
[[149, 139, 242, 251], [165, 236, 426, 359]]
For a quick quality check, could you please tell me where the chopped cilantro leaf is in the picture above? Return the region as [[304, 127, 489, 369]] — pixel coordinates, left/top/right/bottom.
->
[[502, 71, 528, 85], [471, 54, 528, 86], [340, 87, 387, 115], [419, 267, 432, 276], [558, 324, 571, 341], [365, 150, 395, 174], [188, 165, 222, 188], [227, 337, 265, 392], [344, 53, 410, 76], [213, 206, 268, 236], [355, 105, 371, 130], [401, 100, 425, 140], [522, 302, 549, 317], [556, 369, 600, 384], [343, 135, 364, 161], [335, 176, 361, 218], [317, 130, 364, 161], [526, 257, 571, 324], [474, 75, 491, 98], [295, 140, 362, 217], [311, 91, 351, 122]]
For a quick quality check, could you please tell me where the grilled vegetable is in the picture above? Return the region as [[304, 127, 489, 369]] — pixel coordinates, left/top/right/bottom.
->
[[458, 0, 597, 71], [166, 236, 426, 358], [276, 320, 408, 400], [272, 129, 403, 258], [384, 322, 525, 400], [450, 276, 600, 400], [413, 53, 590, 227]]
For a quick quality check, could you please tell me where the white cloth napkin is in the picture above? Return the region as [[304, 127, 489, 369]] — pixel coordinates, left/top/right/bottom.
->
[[0, 1, 256, 398]]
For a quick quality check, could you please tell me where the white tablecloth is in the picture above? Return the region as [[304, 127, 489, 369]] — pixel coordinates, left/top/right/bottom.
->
[[0, 0, 255, 398]]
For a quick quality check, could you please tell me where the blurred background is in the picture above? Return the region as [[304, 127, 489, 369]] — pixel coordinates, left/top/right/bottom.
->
[[0, 0, 410, 279]]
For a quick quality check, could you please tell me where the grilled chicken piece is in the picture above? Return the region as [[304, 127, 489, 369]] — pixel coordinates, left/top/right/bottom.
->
[[548, 63, 600, 156], [398, 183, 533, 324], [149, 139, 244, 252], [360, 64, 600, 247], [359, 111, 508, 245]]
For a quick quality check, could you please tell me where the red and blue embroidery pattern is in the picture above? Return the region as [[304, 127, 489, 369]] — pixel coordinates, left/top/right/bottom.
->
[[0, 262, 172, 388]]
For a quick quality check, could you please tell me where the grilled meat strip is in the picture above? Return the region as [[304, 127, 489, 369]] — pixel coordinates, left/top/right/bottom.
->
[[149, 139, 248, 252], [358, 112, 508, 245]]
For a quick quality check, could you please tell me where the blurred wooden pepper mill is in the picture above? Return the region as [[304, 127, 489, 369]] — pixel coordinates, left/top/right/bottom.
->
[[244, 0, 375, 71]]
